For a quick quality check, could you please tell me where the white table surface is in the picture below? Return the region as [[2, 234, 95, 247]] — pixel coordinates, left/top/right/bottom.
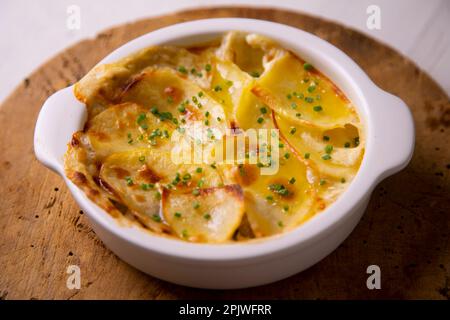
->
[[1, 0, 449, 103]]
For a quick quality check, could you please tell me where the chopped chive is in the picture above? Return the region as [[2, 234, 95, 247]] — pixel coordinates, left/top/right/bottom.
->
[[152, 214, 162, 222], [192, 188, 200, 196], [138, 155, 146, 163], [322, 154, 332, 160], [182, 173, 192, 181], [205, 64, 212, 72], [290, 127, 297, 135], [178, 105, 186, 113], [260, 107, 268, 114], [125, 177, 133, 186], [313, 105, 323, 112], [291, 102, 297, 109], [344, 142, 351, 148], [284, 152, 290, 159], [308, 85, 316, 93], [214, 85, 222, 92], [278, 221, 284, 227], [136, 113, 146, 123], [182, 229, 189, 238], [341, 178, 346, 183], [198, 91, 204, 97], [283, 205, 289, 212], [196, 167, 203, 174], [286, 93, 292, 100], [279, 142, 284, 148], [323, 135, 330, 141], [217, 117, 222, 122], [319, 179, 327, 186], [140, 183, 154, 191], [269, 183, 290, 196], [257, 117, 264, 124], [155, 191, 161, 200], [305, 97, 314, 103], [304, 153, 310, 159], [325, 145, 334, 154], [178, 66, 187, 74], [289, 177, 296, 184], [203, 213, 211, 220], [296, 113, 302, 118], [250, 71, 260, 78], [174, 212, 182, 218], [303, 62, 313, 71], [172, 173, 181, 185], [193, 202, 200, 209], [266, 195, 274, 201]]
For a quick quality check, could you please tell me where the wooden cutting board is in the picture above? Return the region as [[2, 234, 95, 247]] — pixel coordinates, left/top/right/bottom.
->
[[0, 7, 449, 300]]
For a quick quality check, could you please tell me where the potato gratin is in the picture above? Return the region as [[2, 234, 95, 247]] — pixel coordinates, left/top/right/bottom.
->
[[65, 32, 365, 243]]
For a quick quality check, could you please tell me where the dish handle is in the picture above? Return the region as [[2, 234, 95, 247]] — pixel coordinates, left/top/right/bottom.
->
[[370, 91, 415, 182], [34, 86, 86, 175]]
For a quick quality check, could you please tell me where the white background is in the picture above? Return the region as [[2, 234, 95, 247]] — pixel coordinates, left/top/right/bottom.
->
[[1, 0, 449, 103]]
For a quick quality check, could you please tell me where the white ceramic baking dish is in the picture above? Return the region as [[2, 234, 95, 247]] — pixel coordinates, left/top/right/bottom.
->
[[34, 18, 414, 289]]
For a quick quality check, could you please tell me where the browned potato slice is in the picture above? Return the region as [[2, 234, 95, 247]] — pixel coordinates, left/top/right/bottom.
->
[[86, 102, 174, 160], [118, 67, 226, 133], [74, 46, 213, 117], [162, 185, 244, 243], [64, 133, 123, 219], [99, 148, 224, 233]]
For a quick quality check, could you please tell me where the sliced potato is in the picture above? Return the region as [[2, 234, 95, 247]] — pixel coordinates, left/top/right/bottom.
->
[[252, 53, 358, 130], [235, 86, 274, 131], [273, 112, 364, 180], [99, 148, 224, 232], [216, 31, 286, 78], [74, 46, 213, 117], [234, 151, 315, 237], [86, 102, 174, 160], [216, 31, 265, 76], [162, 185, 244, 242], [65, 133, 123, 218], [208, 58, 253, 122], [118, 67, 227, 132]]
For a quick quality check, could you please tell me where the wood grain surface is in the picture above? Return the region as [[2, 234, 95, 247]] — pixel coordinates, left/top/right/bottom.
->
[[0, 7, 449, 300]]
